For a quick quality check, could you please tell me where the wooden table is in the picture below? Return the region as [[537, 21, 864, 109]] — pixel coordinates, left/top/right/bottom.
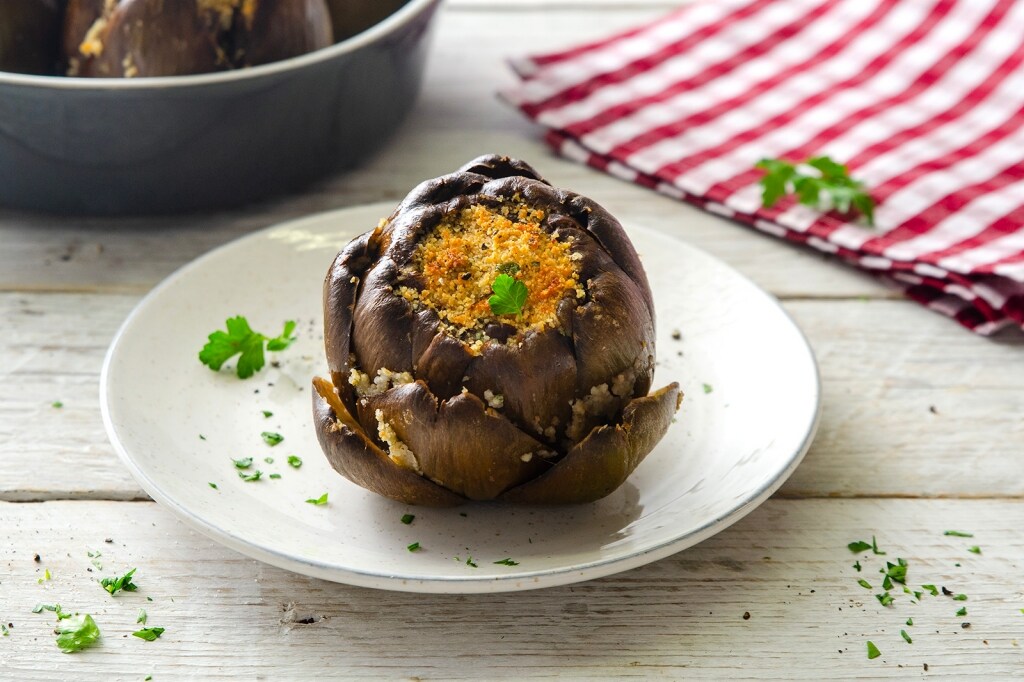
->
[[2, 1, 1022, 678]]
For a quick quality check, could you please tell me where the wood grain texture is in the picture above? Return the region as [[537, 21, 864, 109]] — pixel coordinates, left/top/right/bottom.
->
[[1, 499, 1021, 679], [1, 293, 1021, 502]]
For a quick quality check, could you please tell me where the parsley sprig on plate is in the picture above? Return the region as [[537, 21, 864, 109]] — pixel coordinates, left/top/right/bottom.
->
[[199, 316, 296, 379]]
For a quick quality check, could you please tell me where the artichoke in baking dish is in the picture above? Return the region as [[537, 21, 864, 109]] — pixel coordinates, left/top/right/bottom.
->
[[312, 155, 681, 506], [63, 0, 332, 77]]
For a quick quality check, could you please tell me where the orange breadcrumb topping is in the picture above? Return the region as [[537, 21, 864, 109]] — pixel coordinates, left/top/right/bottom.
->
[[400, 203, 582, 339]]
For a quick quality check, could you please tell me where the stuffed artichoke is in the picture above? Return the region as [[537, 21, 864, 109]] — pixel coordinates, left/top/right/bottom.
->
[[313, 155, 681, 506]]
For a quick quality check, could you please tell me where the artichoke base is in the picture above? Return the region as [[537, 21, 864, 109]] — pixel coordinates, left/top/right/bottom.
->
[[312, 376, 682, 507]]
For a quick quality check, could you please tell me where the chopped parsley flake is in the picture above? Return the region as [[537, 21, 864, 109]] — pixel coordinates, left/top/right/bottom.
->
[[264, 457, 274, 464], [967, 546, 981, 555], [232, 457, 253, 469], [137, 609, 147, 624], [401, 514, 415, 525], [702, 383, 713, 394], [921, 584, 939, 596], [876, 592, 894, 607], [198, 316, 296, 379], [208, 482, 218, 490], [305, 493, 328, 506], [944, 530, 974, 537], [900, 630, 912, 644], [238, 470, 263, 482], [871, 535, 886, 555], [866, 641, 881, 660], [853, 560, 862, 572], [269, 473, 281, 479], [494, 558, 519, 566], [857, 579, 872, 590], [953, 594, 967, 601], [287, 455, 302, 468], [262, 410, 273, 418], [906, 618, 913, 626], [407, 542, 421, 552], [100, 568, 138, 595], [956, 607, 967, 617], [52, 401, 63, 408], [32, 604, 51, 613], [848, 540, 872, 553], [56, 614, 100, 653], [132, 627, 164, 642], [1, 623, 7, 636], [466, 557, 478, 568], [883, 559, 908, 585], [261, 431, 283, 446]]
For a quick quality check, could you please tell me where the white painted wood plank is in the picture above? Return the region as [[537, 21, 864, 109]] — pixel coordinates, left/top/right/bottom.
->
[[2, 293, 1021, 501], [0, 7, 888, 300], [1, 499, 1021, 679]]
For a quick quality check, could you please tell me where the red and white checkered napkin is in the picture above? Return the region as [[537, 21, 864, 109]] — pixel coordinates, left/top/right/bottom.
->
[[502, 0, 1024, 334]]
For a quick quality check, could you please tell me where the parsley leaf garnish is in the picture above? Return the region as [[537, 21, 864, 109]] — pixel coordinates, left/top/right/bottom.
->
[[922, 584, 939, 596], [198, 317, 296, 379], [756, 155, 875, 225], [100, 568, 138, 596], [488, 273, 528, 317], [876, 592, 894, 607], [132, 627, 164, 642], [944, 530, 973, 537], [494, 558, 519, 566], [857, 579, 872, 590], [238, 470, 262, 482], [401, 514, 415, 525], [866, 641, 881, 660], [848, 540, 872, 553], [261, 432, 283, 447], [287, 455, 302, 468], [305, 493, 328, 506], [56, 614, 100, 653], [233, 457, 253, 469]]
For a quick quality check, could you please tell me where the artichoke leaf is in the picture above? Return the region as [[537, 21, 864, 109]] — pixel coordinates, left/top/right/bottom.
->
[[313, 377, 465, 507], [361, 381, 550, 501], [500, 383, 682, 505], [571, 268, 656, 399], [463, 327, 577, 443]]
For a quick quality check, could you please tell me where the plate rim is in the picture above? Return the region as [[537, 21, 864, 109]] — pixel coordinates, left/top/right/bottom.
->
[[100, 203, 821, 593]]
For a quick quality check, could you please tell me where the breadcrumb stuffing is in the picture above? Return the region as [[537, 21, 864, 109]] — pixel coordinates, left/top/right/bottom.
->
[[349, 367, 414, 397], [374, 409, 420, 473], [483, 390, 505, 409], [567, 383, 618, 441], [399, 202, 581, 338]]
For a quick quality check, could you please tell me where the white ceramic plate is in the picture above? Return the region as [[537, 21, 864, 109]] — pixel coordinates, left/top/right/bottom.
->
[[101, 203, 819, 593]]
